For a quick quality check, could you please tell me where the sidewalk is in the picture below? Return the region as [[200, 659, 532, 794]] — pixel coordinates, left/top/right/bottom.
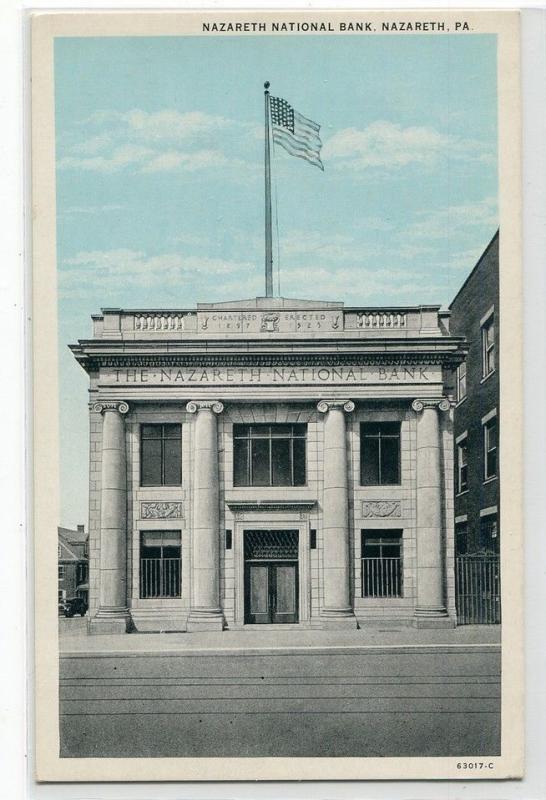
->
[[60, 622, 501, 655]]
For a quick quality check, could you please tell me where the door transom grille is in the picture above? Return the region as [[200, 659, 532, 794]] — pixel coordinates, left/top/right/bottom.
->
[[244, 530, 298, 560]]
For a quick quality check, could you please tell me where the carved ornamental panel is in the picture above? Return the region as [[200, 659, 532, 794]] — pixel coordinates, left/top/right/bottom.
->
[[140, 501, 183, 520], [362, 500, 402, 519]]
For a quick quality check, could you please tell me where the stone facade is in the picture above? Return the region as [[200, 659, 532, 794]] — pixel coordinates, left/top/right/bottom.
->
[[71, 297, 465, 633]]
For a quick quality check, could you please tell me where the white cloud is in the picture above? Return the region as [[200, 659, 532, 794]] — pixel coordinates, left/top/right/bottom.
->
[[59, 248, 254, 298], [122, 109, 230, 142], [278, 264, 447, 304], [60, 108, 256, 176], [405, 197, 497, 241], [140, 148, 233, 174], [323, 120, 494, 171], [58, 144, 155, 173]]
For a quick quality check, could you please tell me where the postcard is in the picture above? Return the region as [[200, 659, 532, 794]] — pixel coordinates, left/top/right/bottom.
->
[[32, 9, 523, 781]]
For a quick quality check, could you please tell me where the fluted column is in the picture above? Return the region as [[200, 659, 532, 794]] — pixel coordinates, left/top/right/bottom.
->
[[412, 398, 453, 628], [89, 400, 131, 634], [317, 400, 358, 629], [186, 400, 224, 631]]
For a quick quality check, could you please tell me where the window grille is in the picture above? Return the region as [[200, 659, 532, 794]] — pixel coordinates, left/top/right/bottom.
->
[[361, 530, 402, 597], [140, 530, 181, 598], [244, 529, 299, 561]]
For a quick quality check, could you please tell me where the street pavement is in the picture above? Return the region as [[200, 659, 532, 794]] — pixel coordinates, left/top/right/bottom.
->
[[59, 622, 501, 758]]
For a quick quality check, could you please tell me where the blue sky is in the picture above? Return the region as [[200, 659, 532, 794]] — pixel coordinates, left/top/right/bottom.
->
[[55, 34, 498, 527]]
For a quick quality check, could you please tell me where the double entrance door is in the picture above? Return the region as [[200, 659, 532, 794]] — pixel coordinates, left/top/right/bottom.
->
[[244, 530, 299, 624]]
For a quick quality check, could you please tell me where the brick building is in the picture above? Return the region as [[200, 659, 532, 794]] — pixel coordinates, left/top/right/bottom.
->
[[58, 524, 89, 608], [450, 231, 500, 623], [70, 298, 466, 634]]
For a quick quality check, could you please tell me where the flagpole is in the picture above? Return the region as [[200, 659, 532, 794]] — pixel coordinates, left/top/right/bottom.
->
[[264, 81, 273, 298]]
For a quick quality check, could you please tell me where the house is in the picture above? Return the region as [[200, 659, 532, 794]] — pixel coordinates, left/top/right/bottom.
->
[[58, 524, 89, 609]]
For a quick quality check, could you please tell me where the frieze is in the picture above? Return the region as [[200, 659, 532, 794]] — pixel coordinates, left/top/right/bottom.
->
[[140, 501, 183, 520], [362, 500, 402, 518], [100, 364, 442, 387]]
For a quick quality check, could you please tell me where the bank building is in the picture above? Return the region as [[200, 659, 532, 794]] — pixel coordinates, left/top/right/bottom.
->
[[71, 297, 466, 634]]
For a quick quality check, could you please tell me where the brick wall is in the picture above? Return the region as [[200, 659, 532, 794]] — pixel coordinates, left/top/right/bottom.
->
[[450, 231, 499, 553]]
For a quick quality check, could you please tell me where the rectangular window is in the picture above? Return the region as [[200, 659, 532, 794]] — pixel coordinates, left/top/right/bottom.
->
[[361, 530, 402, 597], [456, 361, 467, 402], [140, 424, 181, 486], [484, 416, 498, 480], [481, 313, 495, 378], [58, 565, 65, 580], [455, 521, 468, 555], [457, 436, 468, 493], [233, 424, 306, 487], [479, 515, 499, 554], [360, 422, 401, 485], [140, 530, 181, 598]]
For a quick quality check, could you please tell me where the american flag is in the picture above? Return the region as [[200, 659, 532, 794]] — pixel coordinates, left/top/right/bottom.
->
[[270, 96, 324, 171]]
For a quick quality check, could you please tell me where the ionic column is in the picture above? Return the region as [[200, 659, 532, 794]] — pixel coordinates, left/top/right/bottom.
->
[[317, 400, 357, 629], [90, 400, 131, 634], [186, 401, 224, 631], [411, 398, 453, 628]]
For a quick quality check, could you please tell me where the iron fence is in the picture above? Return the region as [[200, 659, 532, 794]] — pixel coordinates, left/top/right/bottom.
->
[[455, 555, 500, 624], [140, 557, 181, 598]]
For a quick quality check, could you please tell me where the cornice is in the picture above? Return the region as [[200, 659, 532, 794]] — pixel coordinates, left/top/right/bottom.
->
[[73, 351, 465, 372]]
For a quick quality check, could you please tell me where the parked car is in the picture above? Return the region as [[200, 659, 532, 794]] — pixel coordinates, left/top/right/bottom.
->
[[63, 597, 88, 617]]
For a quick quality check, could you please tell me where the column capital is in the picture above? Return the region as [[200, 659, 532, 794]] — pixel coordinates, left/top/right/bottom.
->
[[186, 400, 224, 414], [411, 398, 451, 414], [92, 400, 129, 415], [317, 399, 355, 414]]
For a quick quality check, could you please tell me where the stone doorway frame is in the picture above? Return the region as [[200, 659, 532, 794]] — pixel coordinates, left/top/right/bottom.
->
[[232, 513, 311, 627]]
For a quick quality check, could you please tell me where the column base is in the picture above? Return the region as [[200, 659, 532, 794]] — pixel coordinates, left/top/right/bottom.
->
[[319, 609, 359, 630], [413, 608, 455, 629], [88, 609, 131, 635], [186, 608, 225, 632]]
